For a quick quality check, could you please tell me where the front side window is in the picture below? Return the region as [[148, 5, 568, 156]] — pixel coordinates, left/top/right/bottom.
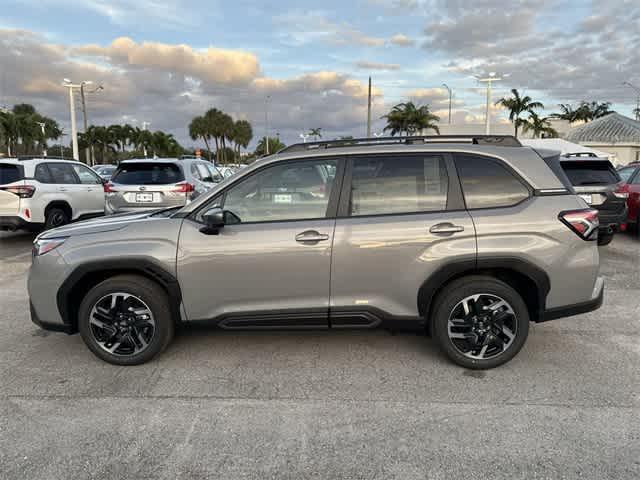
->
[[222, 159, 338, 223], [47, 163, 79, 184], [455, 154, 530, 209], [72, 164, 102, 184], [617, 167, 636, 183], [349, 155, 448, 216]]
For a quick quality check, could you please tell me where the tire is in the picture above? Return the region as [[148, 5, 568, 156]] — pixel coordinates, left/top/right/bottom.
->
[[431, 275, 530, 370], [78, 275, 174, 365], [597, 233, 614, 246], [44, 207, 70, 230]]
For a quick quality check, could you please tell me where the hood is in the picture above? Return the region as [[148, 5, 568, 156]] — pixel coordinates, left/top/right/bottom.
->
[[37, 209, 166, 239]]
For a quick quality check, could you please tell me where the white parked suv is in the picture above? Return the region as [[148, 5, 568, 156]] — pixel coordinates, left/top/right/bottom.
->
[[0, 156, 105, 231]]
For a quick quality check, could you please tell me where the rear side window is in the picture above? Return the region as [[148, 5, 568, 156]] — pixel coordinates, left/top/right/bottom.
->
[[112, 163, 184, 185], [615, 166, 636, 183], [560, 161, 620, 186], [455, 154, 530, 209], [35, 164, 54, 183], [0, 164, 23, 184], [350, 155, 448, 216], [47, 163, 79, 184]]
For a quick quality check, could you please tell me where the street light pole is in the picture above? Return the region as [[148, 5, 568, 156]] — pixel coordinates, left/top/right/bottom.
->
[[623, 82, 640, 121], [142, 121, 150, 158], [476, 73, 503, 135], [264, 95, 271, 155], [63, 81, 79, 160], [442, 83, 452, 124], [37, 122, 47, 157]]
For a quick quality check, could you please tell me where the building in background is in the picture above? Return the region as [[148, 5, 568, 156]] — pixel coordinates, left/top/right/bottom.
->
[[565, 113, 640, 166]]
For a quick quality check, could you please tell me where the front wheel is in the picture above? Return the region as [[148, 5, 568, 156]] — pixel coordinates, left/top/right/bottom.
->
[[431, 276, 529, 369], [78, 275, 174, 365]]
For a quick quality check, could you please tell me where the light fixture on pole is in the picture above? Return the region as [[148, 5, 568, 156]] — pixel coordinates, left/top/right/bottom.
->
[[623, 82, 640, 121], [442, 83, 452, 124], [475, 72, 509, 135], [299, 133, 310, 143], [264, 95, 271, 155]]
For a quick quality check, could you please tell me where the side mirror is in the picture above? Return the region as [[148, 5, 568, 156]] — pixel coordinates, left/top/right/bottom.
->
[[201, 207, 225, 235]]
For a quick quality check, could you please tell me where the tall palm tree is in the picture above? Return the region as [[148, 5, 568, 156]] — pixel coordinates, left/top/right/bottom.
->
[[218, 112, 234, 164], [204, 108, 225, 162], [255, 137, 285, 156], [233, 120, 253, 159], [495, 89, 544, 138], [189, 115, 212, 160], [308, 128, 323, 140], [522, 113, 558, 138], [382, 102, 440, 136], [550, 104, 578, 123]]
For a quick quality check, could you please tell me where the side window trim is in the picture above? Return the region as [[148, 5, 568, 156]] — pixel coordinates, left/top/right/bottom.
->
[[453, 152, 533, 211], [189, 156, 346, 225], [337, 153, 455, 218], [35, 163, 54, 184]]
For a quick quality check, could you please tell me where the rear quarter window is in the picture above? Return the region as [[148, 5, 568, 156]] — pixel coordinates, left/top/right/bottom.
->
[[560, 161, 620, 186], [112, 163, 184, 185], [454, 154, 530, 209], [0, 164, 23, 184]]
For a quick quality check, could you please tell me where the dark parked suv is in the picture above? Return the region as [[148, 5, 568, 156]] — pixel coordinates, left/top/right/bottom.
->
[[28, 136, 603, 369], [556, 152, 627, 245]]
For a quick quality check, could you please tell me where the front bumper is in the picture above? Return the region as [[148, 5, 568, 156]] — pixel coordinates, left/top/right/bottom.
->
[[540, 276, 604, 322], [30, 301, 74, 333], [28, 249, 72, 333], [0, 215, 42, 232]]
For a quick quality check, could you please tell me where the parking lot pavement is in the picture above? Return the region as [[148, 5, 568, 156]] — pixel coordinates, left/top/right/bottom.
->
[[1, 231, 639, 479]]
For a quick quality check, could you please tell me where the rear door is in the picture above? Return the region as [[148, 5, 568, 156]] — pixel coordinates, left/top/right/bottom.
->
[[329, 153, 476, 325], [0, 163, 24, 217], [46, 162, 87, 219]]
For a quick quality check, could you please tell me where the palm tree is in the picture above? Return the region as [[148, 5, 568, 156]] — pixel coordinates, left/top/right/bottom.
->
[[522, 113, 558, 138], [550, 104, 578, 123], [308, 128, 323, 140], [218, 112, 234, 164], [382, 102, 440, 136], [233, 120, 253, 159], [255, 137, 285, 156], [552, 101, 614, 124], [204, 108, 225, 162], [495, 89, 544, 138], [189, 116, 213, 160]]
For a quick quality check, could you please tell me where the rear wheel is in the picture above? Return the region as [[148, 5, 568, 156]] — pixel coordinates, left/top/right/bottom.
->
[[44, 207, 70, 230], [597, 232, 614, 246], [431, 276, 529, 369], [78, 275, 174, 365]]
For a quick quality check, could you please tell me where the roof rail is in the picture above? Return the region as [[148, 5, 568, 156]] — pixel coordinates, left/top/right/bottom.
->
[[278, 134, 522, 154], [16, 155, 75, 161]]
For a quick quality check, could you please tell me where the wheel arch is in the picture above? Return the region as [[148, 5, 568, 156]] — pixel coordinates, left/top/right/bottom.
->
[[45, 200, 73, 220], [418, 257, 550, 332], [57, 259, 183, 333]]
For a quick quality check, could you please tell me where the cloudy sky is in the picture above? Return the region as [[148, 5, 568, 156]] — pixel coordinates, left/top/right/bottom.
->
[[1, 0, 639, 148]]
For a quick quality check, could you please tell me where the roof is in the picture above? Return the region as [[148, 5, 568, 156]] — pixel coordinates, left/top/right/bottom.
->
[[520, 138, 613, 158], [565, 113, 640, 144]]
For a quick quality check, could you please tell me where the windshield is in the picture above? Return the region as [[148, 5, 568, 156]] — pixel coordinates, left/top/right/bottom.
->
[[560, 161, 620, 186], [112, 163, 184, 185]]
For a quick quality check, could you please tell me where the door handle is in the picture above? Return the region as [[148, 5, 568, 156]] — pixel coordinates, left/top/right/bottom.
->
[[429, 223, 464, 234], [58, 188, 68, 192], [295, 230, 330, 243]]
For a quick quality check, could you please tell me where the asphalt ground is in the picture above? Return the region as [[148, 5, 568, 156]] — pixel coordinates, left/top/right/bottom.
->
[[1, 230, 638, 479]]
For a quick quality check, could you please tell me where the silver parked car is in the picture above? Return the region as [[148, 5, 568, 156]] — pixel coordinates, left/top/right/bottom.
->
[[28, 135, 603, 369], [105, 158, 223, 214]]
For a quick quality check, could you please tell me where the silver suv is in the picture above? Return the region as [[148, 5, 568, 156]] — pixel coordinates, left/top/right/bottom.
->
[[28, 136, 604, 369], [105, 158, 223, 214]]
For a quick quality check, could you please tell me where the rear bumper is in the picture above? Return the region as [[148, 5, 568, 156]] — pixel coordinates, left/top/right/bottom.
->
[[540, 276, 604, 322], [598, 205, 628, 229], [0, 215, 41, 232]]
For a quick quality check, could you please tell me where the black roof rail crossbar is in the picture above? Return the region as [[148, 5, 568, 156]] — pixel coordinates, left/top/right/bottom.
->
[[278, 134, 522, 153], [16, 155, 74, 161]]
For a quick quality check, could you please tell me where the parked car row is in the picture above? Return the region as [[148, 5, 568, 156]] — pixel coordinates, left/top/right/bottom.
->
[[0, 156, 227, 231]]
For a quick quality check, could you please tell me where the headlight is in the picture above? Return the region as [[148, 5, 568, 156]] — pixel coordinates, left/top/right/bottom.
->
[[33, 237, 67, 256]]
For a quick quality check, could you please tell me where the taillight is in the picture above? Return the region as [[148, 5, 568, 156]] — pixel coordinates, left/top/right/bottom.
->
[[613, 183, 629, 199], [0, 185, 36, 198], [103, 182, 116, 193], [559, 208, 599, 240], [172, 182, 195, 193]]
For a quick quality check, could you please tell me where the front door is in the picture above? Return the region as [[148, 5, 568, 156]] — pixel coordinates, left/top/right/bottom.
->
[[71, 163, 106, 215], [177, 157, 343, 328]]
